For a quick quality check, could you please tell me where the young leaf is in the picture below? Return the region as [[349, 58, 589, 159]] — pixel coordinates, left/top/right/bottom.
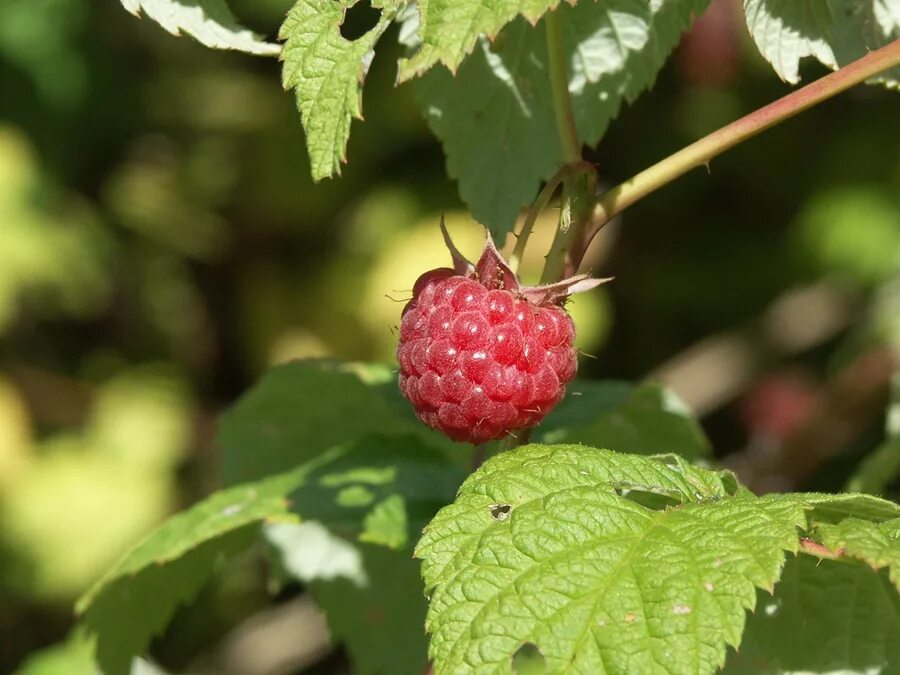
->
[[120, 0, 280, 55], [417, 444, 807, 674], [816, 517, 900, 591], [280, 0, 404, 180], [406, 0, 711, 236], [723, 555, 900, 674], [536, 380, 712, 459], [743, 0, 900, 89]]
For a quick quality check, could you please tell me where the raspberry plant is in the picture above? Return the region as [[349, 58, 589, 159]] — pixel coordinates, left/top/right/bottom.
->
[[76, 2, 900, 674]]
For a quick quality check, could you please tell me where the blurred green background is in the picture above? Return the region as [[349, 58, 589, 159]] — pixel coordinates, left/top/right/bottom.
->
[[1, 0, 898, 673]]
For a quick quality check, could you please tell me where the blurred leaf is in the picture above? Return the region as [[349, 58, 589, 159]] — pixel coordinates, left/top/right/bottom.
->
[[407, 0, 710, 236], [103, 150, 232, 261], [88, 365, 192, 473], [0, 127, 112, 331], [1, 446, 171, 599], [793, 186, 900, 287], [0, 0, 88, 109], [536, 380, 712, 459], [280, 0, 403, 180], [743, 0, 900, 88], [13, 630, 95, 675], [217, 359, 459, 486], [120, 0, 281, 55], [817, 517, 900, 590], [418, 444, 805, 674], [847, 374, 900, 494], [847, 438, 900, 495], [723, 555, 900, 674], [0, 377, 31, 491]]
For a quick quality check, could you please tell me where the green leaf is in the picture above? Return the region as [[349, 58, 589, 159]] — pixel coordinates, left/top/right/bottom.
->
[[76, 467, 308, 675], [817, 517, 900, 591], [567, 0, 712, 145], [417, 444, 807, 674], [311, 543, 431, 674], [280, 0, 403, 180], [78, 435, 463, 675], [120, 0, 280, 56], [723, 555, 900, 674], [799, 491, 900, 523], [397, 0, 561, 81], [743, 0, 900, 89], [217, 359, 424, 486], [536, 380, 712, 459], [407, 0, 710, 236], [287, 435, 466, 548], [409, 18, 561, 235]]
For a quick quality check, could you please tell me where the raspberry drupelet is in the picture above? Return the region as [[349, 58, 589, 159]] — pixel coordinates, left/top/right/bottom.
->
[[396, 220, 607, 444]]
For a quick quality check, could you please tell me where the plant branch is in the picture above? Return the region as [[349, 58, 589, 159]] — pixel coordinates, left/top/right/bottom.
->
[[541, 9, 594, 283], [545, 10, 580, 164], [509, 160, 596, 275], [583, 38, 900, 249]]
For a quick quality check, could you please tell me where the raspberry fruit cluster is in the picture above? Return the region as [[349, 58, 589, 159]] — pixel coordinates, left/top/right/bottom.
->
[[397, 222, 604, 443]]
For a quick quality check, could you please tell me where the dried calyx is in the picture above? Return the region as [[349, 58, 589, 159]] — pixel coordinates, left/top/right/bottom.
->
[[439, 217, 610, 304]]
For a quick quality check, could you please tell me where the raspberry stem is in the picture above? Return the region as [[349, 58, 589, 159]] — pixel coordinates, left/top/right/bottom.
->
[[580, 38, 900, 253], [509, 160, 596, 277], [541, 9, 595, 285]]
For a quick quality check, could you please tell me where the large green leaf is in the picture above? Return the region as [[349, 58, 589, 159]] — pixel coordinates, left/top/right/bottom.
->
[[723, 555, 900, 674], [78, 435, 463, 675], [280, 0, 405, 180], [270, 524, 431, 675], [76, 466, 309, 675], [536, 380, 712, 459], [407, 0, 710, 236], [311, 545, 430, 675], [743, 0, 900, 89], [217, 359, 437, 486], [119, 0, 280, 55], [417, 444, 807, 674]]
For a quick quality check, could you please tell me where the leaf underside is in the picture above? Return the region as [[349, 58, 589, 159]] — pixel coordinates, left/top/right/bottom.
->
[[723, 555, 900, 674], [408, 0, 712, 237], [743, 0, 900, 89], [120, 0, 280, 55]]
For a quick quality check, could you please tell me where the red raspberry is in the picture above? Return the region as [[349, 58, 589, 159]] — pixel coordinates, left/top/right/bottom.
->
[[396, 221, 606, 444]]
